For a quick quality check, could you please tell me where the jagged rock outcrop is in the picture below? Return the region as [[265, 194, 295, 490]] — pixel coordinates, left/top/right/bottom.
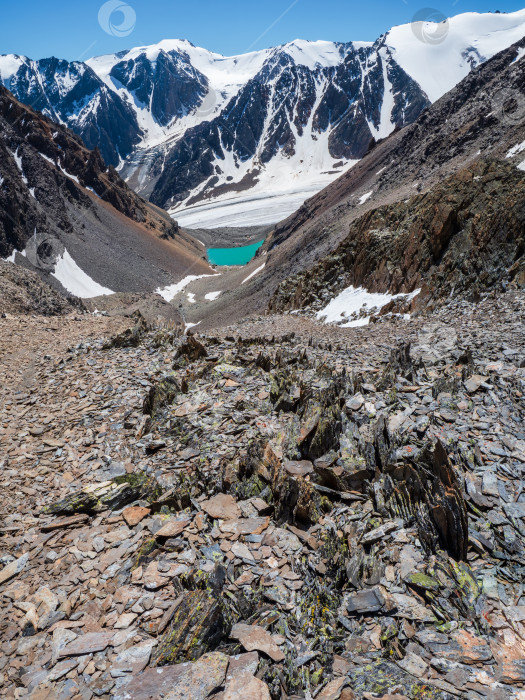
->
[[269, 159, 525, 314], [0, 259, 80, 315]]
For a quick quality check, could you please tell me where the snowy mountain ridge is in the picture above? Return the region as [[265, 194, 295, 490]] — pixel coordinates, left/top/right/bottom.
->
[[1, 9, 525, 227]]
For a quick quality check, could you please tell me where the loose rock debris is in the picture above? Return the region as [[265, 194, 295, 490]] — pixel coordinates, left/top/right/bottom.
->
[[1, 292, 525, 699]]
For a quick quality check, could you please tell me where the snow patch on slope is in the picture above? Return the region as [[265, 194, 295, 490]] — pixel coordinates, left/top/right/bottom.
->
[[0, 55, 24, 87], [39, 152, 55, 165], [280, 40, 346, 69], [52, 249, 114, 298], [11, 148, 28, 186], [513, 46, 525, 63], [2, 249, 17, 263], [156, 273, 220, 302], [506, 141, 525, 158], [57, 164, 80, 184], [242, 263, 266, 285], [359, 191, 374, 205], [317, 286, 421, 328]]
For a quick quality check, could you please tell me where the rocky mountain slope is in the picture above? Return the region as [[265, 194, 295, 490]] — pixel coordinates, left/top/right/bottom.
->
[[263, 36, 525, 270], [1, 290, 524, 699], [268, 158, 525, 316], [0, 259, 80, 315], [184, 36, 525, 331], [0, 85, 212, 300], [2, 11, 525, 227]]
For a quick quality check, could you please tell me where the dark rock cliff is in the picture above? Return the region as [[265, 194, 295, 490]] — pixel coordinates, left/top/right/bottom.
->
[[268, 160, 525, 313]]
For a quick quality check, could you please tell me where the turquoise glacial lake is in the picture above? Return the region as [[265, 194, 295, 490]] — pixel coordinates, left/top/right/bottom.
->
[[207, 239, 264, 266]]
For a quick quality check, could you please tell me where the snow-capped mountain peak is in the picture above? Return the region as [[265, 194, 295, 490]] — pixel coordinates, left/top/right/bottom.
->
[[2, 9, 525, 227], [278, 40, 349, 69], [386, 8, 525, 101]]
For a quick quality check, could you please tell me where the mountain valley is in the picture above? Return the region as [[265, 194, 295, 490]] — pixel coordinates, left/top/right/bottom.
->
[[1, 8, 525, 700]]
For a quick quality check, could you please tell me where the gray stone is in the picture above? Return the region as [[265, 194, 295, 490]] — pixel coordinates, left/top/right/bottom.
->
[[0, 552, 29, 585], [345, 587, 386, 614]]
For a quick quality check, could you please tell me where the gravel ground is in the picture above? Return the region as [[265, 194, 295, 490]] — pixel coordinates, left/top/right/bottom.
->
[[0, 291, 524, 699]]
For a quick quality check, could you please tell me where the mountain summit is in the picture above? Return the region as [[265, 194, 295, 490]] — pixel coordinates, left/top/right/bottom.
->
[[2, 10, 525, 227]]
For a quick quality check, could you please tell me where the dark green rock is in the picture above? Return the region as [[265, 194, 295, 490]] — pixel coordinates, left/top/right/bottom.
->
[[153, 590, 230, 666]]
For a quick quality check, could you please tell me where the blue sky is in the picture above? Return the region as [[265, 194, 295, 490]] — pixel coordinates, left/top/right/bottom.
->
[[1, 0, 524, 60]]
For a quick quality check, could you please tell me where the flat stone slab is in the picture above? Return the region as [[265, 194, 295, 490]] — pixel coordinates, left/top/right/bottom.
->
[[155, 516, 192, 538], [122, 506, 150, 527], [200, 494, 241, 520], [219, 517, 270, 536], [164, 652, 229, 700], [345, 587, 386, 614], [283, 460, 314, 476], [230, 623, 285, 662], [223, 671, 271, 700], [114, 653, 228, 699], [113, 661, 194, 700], [58, 631, 115, 658], [0, 552, 29, 585]]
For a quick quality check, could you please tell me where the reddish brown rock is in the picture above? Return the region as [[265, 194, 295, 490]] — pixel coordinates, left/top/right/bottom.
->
[[122, 506, 150, 527], [163, 653, 229, 700], [230, 623, 285, 662], [58, 631, 114, 658], [317, 677, 348, 699], [200, 494, 241, 520], [40, 514, 90, 531], [491, 631, 525, 683], [223, 671, 271, 700], [155, 516, 191, 538]]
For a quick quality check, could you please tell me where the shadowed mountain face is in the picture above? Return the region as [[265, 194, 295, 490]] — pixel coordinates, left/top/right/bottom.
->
[[0, 49, 210, 168], [0, 85, 211, 298], [109, 50, 209, 128], [1, 57, 142, 167]]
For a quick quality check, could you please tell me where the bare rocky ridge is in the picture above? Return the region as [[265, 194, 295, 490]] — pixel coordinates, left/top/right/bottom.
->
[[1, 290, 524, 699]]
